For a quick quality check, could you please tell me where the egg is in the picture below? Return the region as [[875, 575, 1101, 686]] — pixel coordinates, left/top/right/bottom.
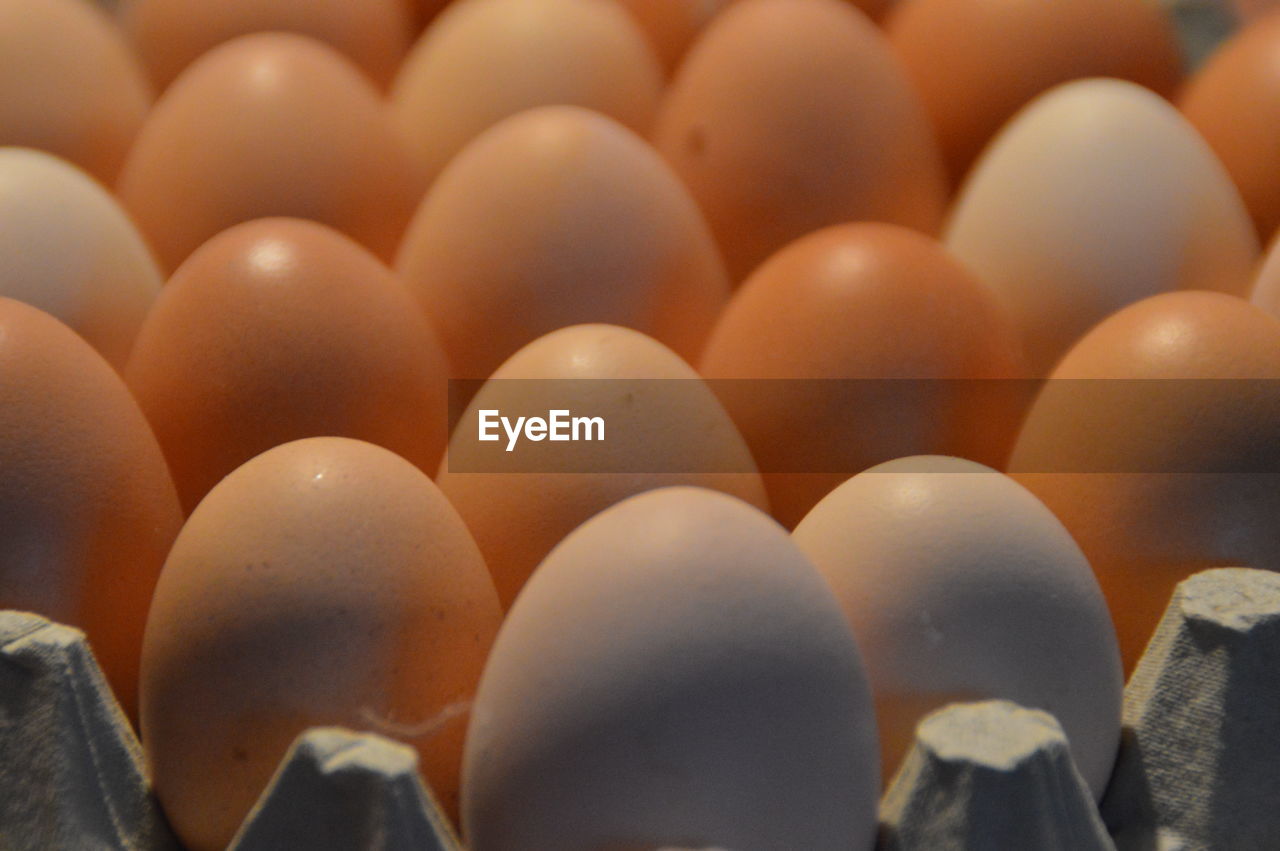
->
[[141, 437, 501, 851], [791, 456, 1123, 796], [125, 218, 451, 514], [116, 33, 424, 273], [887, 0, 1181, 182], [463, 486, 880, 850], [1008, 291, 1280, 669], [0, 297, 181, 719], [439, 323, 767, 608], [611, 0, 739, 76], [0, 0, 151, 184], [946, 78, 1258, 376], [1181, 10, 1280, 243], [0, 147, 161, 368], [118, 0, 413, 91], [699, 223, 1025, 528], [396, 106, 728, 383], [653, 0, 946, 282], [391, 0, 662, 186]]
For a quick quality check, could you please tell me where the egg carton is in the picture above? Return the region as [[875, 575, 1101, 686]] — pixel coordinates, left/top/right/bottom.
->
[[3, 566, 1277, 850]]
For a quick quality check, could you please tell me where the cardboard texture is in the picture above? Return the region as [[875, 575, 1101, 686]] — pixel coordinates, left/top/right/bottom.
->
[[229, 727, 462, 851], [1102, 567, 1280, 851], [4, 566, 1279, 848], [0, 611, 175, 850], [878, 701, 1114, 850]]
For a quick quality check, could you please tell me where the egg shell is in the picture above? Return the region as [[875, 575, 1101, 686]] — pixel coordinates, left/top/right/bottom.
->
[[1252, 232, 1280, 316], [0, 297, 181, 719], [611, 0, 740, 76], [0, 148, 161, 368], [141, 437, 501, 851], [125, 218, 451, 514], [391, 0, 662, 186], [463, 486, 880, 851], [438, 323, 767, 609], [791, 455, 1123, 797], [396, 105, 728, 383], [653, 0, 946, 282], [1009, 291, 1280, 669], [0, 0, 151, 183], [118, 0, 413, 91], [699, 223, 1025, 528], [946, 78, 1258, 376], [1181, 10, 1280, 243], [117, 33, 424, 273], [887, 0, 1181, 182]]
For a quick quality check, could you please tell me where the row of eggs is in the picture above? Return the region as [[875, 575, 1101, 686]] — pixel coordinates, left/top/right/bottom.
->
[[5, 0, 1280, 848]]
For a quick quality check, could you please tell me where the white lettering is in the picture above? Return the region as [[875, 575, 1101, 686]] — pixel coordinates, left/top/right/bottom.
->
[[481, 410, 605, 451], [573, 415, 605, 441], [478, 410, 499, 442]]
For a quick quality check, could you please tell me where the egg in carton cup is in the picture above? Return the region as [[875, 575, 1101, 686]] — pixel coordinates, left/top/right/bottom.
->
[[2, 565, 1277, 850]]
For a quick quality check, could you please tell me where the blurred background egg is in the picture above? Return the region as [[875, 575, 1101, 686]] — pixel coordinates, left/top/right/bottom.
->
[[438, 323, 767, 608], [463, 486, 879, 851], [396, 105, 728, 383], [0, 297, 181, 720], [610, 0, 739, 76], [391, 0, 662, 187], [0, 0, 151, 184], [700, 223, 1025, 529], [1181, 9, 1280, 244], [653, 0, 946, 282], [116, 33, 424, 273], [0, 147, 161, 368], [946, 78, 1258, 376], [141, 437, 501, 851], [125, 218, 451, 514], [887, 0, 1181, 183], [117, 0, 413, 91], [791, 456, 1123, 796], [1009, 291, 1280, 669]]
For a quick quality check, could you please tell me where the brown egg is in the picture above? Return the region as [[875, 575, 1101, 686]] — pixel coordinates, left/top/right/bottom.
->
[[396, 105, 728, 383], [125, 218, 450, 515], [438, 323, 768, 608], [612, 0, 740, 75], [118, 0, 413, 91], [0, 297, 181, 720], [141, 437, 501, 851], [700, 223, 1025, 528], [117, 33, 424, 273], [391, 0, 662, 187], [887, 0, 1181, 183], [654, 0, 946, 282], [890, 0, 1177, 184], [0, 0, 152, 183], [1181, 10, 1280, 242], [1009, 291, 1280, 669]]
